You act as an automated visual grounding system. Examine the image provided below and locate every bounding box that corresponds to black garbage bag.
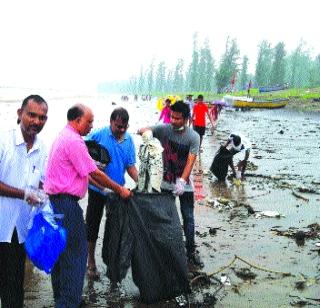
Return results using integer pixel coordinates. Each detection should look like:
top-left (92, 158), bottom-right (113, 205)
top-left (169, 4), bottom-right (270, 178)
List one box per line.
top-left (102, 192), bottom-right (190, 304)
top-left (102, 194), bottom-right (133, 283)
top-left (210, 146), bottom-right (234, 181)
top-left (85, 140), bottom-right (111, 165)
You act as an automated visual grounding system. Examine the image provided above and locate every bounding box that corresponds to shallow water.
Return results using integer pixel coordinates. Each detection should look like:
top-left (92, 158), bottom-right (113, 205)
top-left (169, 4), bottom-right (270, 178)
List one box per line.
top-left (2, 92), bottom-right (319, 307)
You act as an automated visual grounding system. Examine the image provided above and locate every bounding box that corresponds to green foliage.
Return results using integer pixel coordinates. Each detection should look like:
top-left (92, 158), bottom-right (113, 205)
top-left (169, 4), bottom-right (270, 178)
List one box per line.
top-left (163, 87), bottom-right (320, 103)
top-left (270, 42), bottom-right (286, 85)
top-left (102, 34), bottom-right (320, 96)
top-left (255, 40), bottom-right (273, 87)
top-left (238, 55), bottom-right (249, 90)
top-left (215, 38), bottom-right (240, 93)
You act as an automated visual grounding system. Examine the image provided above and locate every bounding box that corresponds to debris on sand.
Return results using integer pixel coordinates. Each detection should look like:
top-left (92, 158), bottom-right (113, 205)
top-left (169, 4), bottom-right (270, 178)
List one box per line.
top-left (292, 190), bottom-right (309, 202)
top-left (233, 267), bottom-right (257, 281)
top-left (255, 210), bottom-right (284, 219)
top-left (271, 223), bottom-right (320, 241)
top-left (294, 231), bottom-right (306, 246)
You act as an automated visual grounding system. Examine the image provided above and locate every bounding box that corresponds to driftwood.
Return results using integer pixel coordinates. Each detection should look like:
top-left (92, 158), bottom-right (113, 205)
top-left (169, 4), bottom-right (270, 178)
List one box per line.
top-left (190, 255), bottom-right (292, 286)
top-left (292, 190), bottom-right (309, 202)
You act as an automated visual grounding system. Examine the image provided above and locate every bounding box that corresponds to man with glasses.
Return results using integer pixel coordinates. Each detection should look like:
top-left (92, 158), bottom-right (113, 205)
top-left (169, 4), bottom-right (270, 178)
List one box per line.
top-left (85, 107), bottom-right (138, 279)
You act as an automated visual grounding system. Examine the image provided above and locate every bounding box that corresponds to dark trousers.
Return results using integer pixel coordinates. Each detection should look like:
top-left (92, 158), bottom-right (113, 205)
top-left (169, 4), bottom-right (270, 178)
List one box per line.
top-left (0, 229), bottom-right (26, 308)
top-left (179, 192), bottom-right (195, 256)
top-left (85, 189), bottom-right (110, 242)
top-left (49, 195), bottom-right (88, 308)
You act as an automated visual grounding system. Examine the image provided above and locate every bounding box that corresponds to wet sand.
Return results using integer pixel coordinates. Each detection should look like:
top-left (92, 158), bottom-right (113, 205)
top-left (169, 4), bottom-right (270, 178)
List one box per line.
top-left (4, 94), bottom-right (318, 307)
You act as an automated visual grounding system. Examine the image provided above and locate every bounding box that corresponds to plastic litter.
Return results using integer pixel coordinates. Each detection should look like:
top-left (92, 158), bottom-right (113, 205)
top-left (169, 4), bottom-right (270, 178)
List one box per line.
top-left (255, 210), bottom-right (284, 218)
top-left (220, 273), bottom-right (231, 286)
top-left (24, 202), bottom-right (67, 274)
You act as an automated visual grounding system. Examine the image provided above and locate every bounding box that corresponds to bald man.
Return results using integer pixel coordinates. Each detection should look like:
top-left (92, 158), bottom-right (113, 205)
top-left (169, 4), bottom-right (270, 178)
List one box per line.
top-left (44, 104), bottom-right (131, 308)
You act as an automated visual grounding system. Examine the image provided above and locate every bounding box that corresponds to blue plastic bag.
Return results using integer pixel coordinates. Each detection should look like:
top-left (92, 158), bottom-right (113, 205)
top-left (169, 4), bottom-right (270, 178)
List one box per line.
top-left (25, 209), bottom-right (67, 274)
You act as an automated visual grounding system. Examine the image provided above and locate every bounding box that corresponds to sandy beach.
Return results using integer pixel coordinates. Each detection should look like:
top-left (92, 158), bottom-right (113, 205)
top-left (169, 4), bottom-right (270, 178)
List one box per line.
top-left (1, 90), bottom-right (319, 307)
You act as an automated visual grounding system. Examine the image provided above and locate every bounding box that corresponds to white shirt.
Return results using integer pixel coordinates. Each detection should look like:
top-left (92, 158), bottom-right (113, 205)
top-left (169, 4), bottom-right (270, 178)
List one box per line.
top-left (0, 127), bottom-right (47, 243)
top-left (236, 134), bottom-right (251, 160)
top-left (184, 99), bottom-right (194, 116)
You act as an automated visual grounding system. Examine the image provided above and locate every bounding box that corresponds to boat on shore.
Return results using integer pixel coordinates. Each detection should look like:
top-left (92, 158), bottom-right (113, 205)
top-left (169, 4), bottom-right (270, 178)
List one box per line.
top-left (233, 97), bottom-right (289, 109)
top-left (259, 84), bottom-right (289, 93)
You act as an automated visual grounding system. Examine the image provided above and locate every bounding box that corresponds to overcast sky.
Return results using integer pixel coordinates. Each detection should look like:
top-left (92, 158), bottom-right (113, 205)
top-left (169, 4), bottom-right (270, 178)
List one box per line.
top-left (0, 0), bottom-right (318, 90)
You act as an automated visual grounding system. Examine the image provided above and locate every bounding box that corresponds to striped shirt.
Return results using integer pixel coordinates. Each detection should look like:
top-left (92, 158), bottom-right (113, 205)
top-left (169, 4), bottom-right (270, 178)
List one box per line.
top-left (44, 124), bottom-right (97, 198)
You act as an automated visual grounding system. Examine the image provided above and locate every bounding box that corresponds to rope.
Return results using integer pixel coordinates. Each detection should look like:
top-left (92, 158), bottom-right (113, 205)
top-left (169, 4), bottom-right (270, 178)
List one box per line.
top-left (190, 254), bottom-right (292, 285)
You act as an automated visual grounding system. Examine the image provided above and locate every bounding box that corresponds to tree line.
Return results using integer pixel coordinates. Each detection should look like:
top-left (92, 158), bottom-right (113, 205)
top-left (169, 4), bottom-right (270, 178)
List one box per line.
top-left (98, 33), bottom-right (320, 94)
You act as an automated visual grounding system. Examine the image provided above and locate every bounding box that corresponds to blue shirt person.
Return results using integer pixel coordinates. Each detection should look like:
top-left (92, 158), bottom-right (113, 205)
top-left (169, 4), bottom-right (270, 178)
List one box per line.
top-left (85, 107), bottom-right (138, 279)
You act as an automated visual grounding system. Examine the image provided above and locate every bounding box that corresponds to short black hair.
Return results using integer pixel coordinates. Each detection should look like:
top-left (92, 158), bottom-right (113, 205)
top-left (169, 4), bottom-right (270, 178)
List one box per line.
top-left (230, 134), bottom-right (241, 146)
top-left (110, 107), bottom-right (129, 123)
top-left (170, 101), bottom-right (190, 119)
top-left (20, 95), bottom-right (47, 109)
top-left (197, 94), bottom-right (204, 100)
top-left (17, 94), bottom-right (48, 124)
top-left (67, 105), bottom-right (84, 121)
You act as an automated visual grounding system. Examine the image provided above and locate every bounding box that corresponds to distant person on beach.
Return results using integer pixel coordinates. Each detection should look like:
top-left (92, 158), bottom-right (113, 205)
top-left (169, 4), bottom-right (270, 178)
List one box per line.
top-left (138, 101), bottom-right (204, 268)
top-left (210, 133), bottom-right (251, 181)
top-left (184, 94), bottom-right (194, 125)
top-left (158, 98), bottom-right (171, 124)
top-left (85, 107), bottom-right (138, 279)
top-left (44, 104), bottom-right (132, 308)
top-left (247, 80), bottom-right (252, 97)
top-left (192, 94), bottom-right (214, 149)
top-left (0, 95), bottom-right (48, 308)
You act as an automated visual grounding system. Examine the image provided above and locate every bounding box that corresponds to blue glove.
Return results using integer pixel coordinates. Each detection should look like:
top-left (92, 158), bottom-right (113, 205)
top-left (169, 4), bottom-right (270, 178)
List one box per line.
top-left (173, 178), bottom-right (187, 196)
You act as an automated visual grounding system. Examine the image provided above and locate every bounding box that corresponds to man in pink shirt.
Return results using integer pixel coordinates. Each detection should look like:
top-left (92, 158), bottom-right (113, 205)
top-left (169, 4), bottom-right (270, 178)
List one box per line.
top-left (44, 104), bottom-right (131, 308)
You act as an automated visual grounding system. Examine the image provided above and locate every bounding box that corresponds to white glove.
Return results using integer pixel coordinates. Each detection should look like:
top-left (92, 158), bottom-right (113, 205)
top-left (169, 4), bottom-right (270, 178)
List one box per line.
top-left (173, 178), bottom-right (187, 196)
top-left (102, 187), bottom-right (112, 194)
top-left (24, 187), bottom-right (48, 207)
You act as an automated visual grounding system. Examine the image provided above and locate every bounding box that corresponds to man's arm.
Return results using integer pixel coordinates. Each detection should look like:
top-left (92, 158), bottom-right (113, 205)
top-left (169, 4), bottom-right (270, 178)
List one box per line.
top-left (127, 165), bottom-right (138, 182)
top-left (206, 109), bottom-right (214, 128)
top-left (238, 149), bottom-right (250, 176)
top-left (0, 181), bottom-right (24, 200)
top-left (229, 158), bottom-right (237, 176)
top-left (180, 153), bottom-right (197, 181)
top-left (0, 181), bottom-right (44, 205)
top-left (88, 175), bottom-right (105, 190)
top-left (172, 153), bottom-right (197, 196)
top-left (90, 169), bottom-right (131, 199)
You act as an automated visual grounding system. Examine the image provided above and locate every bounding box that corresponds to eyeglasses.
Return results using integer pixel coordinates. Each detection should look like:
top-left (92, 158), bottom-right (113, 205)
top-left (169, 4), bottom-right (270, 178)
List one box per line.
top-left (115, 123), bottom-right (129, 130)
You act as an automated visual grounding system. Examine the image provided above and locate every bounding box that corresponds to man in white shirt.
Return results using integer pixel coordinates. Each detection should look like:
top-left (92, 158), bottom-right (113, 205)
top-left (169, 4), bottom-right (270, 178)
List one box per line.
top-left (210, 133), bottom-right (251, 181)
top-left (227, 134), bottom-right (251, 173)
top-left (0, 95), bottom-right (48, 308)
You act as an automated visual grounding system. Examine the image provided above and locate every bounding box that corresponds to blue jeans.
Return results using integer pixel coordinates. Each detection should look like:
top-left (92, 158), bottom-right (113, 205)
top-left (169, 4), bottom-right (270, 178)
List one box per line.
top-left (49, 195), bottom-right (88, 308)
top-left (179, 192), bottom-right (195, 256)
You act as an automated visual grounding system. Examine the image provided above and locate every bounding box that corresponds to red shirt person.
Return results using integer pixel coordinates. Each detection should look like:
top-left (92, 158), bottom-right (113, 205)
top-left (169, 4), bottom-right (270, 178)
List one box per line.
top-left (192, 95), bottom-right (214, 148)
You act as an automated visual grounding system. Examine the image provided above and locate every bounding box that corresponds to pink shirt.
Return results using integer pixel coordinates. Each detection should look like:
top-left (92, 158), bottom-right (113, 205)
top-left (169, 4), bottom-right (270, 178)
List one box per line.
top-left (159, 106), bottom-right (171, 124)
top-left (44, 124), bottom-right (97, 198)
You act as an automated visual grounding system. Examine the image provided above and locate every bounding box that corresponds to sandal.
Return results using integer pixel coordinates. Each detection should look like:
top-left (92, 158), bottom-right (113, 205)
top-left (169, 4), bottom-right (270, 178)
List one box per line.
top-left (87, 266), bottom-right (100, 279)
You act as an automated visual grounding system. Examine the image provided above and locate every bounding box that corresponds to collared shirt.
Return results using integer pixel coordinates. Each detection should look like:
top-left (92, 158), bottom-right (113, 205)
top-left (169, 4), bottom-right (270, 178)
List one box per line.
top-left (85, 126), bottom-right (136, 195)
top-left (0, 127), bottom-right (47, 243)
top-left (44, 124), bottom-right (97, 198)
